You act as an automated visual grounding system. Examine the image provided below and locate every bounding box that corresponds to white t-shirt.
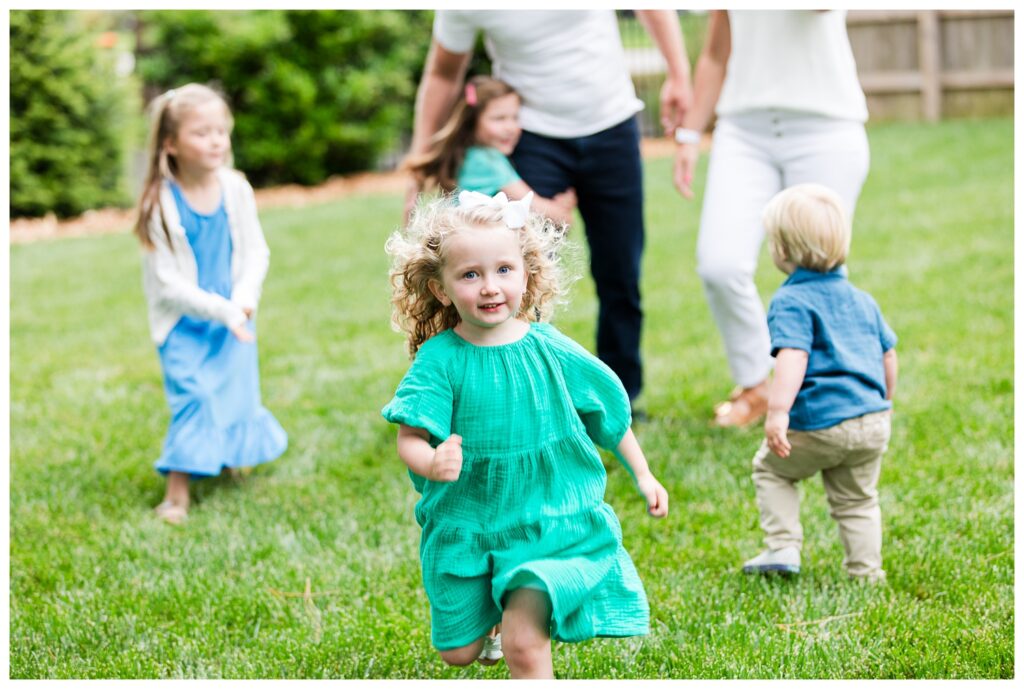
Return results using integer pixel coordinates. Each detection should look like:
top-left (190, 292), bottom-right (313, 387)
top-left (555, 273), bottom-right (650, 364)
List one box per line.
top-left (434, 10), bottom-right (644, 138)
top-left (717, 10), bottom-right (868, 122)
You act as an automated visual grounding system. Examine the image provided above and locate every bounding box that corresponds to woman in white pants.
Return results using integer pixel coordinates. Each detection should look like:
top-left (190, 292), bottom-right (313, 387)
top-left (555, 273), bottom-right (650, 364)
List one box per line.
top-left (675, 10), bottom-right (870, 427)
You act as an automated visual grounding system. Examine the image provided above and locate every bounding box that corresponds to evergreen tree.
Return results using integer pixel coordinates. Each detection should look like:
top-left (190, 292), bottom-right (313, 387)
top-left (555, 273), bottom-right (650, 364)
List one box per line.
top-left (11, 11), bottom-right (133, 217)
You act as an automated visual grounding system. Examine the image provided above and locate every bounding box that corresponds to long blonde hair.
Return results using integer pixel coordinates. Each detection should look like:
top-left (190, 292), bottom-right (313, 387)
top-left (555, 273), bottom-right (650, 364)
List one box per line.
top-left (402, 76), bottom-right (519, 193)
top-left (386, 195), bottom-right (574, 357)
top-left (133, 83), bottom-right (234, 249)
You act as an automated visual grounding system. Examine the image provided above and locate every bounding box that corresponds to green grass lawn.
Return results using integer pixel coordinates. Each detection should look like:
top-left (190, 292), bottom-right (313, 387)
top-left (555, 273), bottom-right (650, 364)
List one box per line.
top-left (9, 117), bottom-right (1013, 679)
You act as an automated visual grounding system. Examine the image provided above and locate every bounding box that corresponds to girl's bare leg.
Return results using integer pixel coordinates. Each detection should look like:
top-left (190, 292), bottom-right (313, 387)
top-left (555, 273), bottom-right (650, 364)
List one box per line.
top-left (438, 638), bottom-right (486, 667)
top-left (156, 471), bottom-right (190, 523)
top-left (501, 589), bottom-right (554, 679)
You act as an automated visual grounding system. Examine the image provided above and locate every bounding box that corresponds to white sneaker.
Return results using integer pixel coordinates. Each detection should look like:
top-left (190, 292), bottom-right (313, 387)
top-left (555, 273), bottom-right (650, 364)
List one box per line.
top-left (742, 546), bottom-right (801, 575)
top-left (478, 633), bottom-right (503, 662)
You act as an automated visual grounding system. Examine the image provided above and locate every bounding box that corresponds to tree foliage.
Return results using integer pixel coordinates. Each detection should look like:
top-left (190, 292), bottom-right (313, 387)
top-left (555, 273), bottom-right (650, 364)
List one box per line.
top-left (10, 11), bottom-right (135, 217)
top-left (135, 10), bottom-right (433, 187)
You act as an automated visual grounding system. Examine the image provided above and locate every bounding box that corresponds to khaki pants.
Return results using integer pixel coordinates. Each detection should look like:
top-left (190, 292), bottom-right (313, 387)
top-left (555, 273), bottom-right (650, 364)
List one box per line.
top-left (752, 410), bottom-right (891, 578)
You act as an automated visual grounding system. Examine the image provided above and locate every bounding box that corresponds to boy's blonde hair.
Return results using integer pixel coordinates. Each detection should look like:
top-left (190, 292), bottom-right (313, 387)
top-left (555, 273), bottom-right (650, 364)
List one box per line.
top-left (386, 195), bottom-right (573, 357)
top-left (762, 183), bottom-right (851, 273)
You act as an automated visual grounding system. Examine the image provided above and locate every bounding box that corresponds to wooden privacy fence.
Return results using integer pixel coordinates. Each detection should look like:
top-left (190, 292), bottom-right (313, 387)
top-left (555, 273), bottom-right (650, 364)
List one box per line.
top-left (847, 9), bottom-right (1014, 121)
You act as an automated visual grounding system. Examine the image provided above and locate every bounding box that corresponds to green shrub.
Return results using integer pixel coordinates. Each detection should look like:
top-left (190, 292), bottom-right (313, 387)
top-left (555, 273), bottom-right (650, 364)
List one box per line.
top-left (10, 11), bottom-right (136, 218)
top-left (134, 10), bottom-right (432, 187)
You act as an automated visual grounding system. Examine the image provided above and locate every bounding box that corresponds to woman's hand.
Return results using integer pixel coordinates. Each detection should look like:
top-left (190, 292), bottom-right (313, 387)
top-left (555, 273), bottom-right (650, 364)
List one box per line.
top-left (636, 471), bottom-right (669, 518)
top-left (674, 142), bottom-right (700, 199)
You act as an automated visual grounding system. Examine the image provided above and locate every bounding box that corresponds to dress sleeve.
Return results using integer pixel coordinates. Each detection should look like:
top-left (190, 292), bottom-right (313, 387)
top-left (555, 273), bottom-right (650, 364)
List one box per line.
top-left (544, 325), bottom-right (631, 450)
top-left (458, 148), bottom-right (521, 196)
top-left (381, 340), bottom-right (454, 445)
top-left (767, 293), bottom-right (814, 356)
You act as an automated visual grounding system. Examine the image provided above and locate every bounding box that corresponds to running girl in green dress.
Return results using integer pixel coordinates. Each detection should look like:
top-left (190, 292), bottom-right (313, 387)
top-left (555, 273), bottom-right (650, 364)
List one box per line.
top-left (382, 191), bottom-right (668, 679)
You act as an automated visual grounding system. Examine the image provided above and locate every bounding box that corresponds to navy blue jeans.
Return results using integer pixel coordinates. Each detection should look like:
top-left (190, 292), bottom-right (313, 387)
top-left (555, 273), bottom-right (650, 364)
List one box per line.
top-left (511, 116), bottom-right (645, 401)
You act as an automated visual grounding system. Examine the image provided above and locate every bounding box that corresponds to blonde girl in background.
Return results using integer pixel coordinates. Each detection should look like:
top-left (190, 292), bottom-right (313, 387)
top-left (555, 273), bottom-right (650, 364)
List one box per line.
top-left (403, 75), bottom-right (577, 224)
top-left (382, 191), bottom-right (667, 678)
top-left (135, 84), bottom-right (287, 525)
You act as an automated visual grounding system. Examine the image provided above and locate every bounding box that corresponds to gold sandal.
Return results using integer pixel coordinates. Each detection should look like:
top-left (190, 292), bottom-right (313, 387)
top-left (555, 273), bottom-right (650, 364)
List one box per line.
top-left (154, 500), bottom-right (188, 525)
top-left (712, 385), bottom-right (768, 428)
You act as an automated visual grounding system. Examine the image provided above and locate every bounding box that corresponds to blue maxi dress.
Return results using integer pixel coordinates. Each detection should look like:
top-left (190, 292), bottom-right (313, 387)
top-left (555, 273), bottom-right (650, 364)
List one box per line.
top-left (154, 182), bottom-right (287, 476)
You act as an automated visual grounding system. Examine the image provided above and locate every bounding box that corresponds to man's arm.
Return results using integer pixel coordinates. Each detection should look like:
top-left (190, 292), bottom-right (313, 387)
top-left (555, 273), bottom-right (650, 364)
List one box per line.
top-left (634, 10), bottom-right (693, 134)
top-left (409, 39), bottom-right (472, 157)
top-left (404, 39), bottom-right (472, 217)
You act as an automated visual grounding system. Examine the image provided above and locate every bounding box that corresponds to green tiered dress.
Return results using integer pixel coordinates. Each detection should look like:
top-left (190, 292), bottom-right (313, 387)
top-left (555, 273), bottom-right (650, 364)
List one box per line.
top-left (382, 322), bottom-right (649, 651)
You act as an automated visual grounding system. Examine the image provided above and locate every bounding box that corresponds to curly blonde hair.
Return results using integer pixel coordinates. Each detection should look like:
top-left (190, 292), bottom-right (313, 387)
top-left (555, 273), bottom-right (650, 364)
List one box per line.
top-left (386, 194), bottom-right (574, 357)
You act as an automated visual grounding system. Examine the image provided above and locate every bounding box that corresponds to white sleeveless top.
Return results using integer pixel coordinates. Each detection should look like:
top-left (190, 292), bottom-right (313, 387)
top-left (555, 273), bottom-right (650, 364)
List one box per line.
top-left (717, 10), bottom-right (868, 122)
top-left (434, 10), bottom-right (643, 138)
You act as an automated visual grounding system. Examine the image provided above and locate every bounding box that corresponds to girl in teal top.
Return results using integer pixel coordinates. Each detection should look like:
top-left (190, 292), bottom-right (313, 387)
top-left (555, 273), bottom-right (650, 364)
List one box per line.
top-left (403, 75), bottom-right (577, 225)
top-left (382, 191), bottom-right (668, 679)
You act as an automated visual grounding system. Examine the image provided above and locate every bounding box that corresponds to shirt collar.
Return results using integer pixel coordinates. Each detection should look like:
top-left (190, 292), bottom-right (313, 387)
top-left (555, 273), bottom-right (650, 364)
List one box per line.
top-left (784, 266), bottom-right (847, 286)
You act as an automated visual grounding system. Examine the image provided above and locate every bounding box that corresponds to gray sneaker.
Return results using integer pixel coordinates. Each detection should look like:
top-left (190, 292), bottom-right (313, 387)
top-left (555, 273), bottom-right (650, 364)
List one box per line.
top-left (742, 546), bottom-right (801, 575)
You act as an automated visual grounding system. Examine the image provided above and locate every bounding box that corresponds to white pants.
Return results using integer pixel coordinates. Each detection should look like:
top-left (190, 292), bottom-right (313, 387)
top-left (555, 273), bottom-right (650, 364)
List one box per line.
top-left (697, 110), bottom-right (870, 387)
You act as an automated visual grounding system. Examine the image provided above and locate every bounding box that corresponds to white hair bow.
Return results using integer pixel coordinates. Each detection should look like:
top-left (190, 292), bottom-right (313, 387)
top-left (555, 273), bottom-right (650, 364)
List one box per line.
top-left (457, 190), bottom-right (534, 229)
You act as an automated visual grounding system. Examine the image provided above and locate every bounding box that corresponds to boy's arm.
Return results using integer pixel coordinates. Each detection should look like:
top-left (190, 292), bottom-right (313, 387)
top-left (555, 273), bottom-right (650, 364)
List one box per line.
top-left (616, 428), bottom-right (668, 517)
top-left (765, 348), bottom-right (809, 458)
top-left (397, 424), bottom-right (463, 483)
top-left (883, 348), bottom-right (898, 401)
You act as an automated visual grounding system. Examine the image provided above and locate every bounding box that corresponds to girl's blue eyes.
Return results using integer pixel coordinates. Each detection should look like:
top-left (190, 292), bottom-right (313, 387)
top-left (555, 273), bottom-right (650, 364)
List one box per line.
top-left (462, 266), bottom-right (512, 279)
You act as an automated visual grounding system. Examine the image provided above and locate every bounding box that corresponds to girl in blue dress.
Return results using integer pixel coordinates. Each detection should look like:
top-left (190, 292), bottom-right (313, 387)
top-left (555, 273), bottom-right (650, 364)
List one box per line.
top-left (403, 75), bottom-right (577, 224)
top-left (135, 84), bottom-right (287, 524)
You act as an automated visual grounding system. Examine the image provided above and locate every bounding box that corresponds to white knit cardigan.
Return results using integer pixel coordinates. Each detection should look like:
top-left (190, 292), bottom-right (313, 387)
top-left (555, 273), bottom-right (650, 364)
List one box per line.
top-left (140, 168), bottom-right (270, 345)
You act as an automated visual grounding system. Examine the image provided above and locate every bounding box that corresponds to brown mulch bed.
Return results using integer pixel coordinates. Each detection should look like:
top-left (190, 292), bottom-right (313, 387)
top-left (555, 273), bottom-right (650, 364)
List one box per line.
top-left (9, 138), bottom-right (683, 244)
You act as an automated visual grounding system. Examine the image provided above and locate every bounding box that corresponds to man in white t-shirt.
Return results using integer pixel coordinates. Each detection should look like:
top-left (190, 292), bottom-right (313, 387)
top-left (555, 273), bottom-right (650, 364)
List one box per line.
top-left (406, 10), bottom-right (692, 410)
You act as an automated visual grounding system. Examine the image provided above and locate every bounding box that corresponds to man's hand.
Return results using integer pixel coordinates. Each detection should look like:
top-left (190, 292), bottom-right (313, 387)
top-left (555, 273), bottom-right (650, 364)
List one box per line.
top-left (660, 75), bottom-right (693, 135)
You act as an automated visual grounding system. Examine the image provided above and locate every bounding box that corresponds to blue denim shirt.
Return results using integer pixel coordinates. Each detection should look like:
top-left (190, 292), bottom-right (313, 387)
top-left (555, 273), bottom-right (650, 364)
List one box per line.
top-left (768, 267), bottom-right (897, 431)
